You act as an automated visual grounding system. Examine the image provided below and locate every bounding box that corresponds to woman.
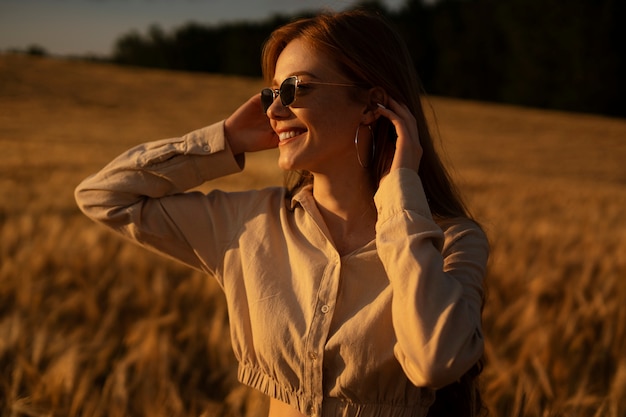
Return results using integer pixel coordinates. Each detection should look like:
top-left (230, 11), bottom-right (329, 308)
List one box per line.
top-left (75, 10), bottom-right (489, 417)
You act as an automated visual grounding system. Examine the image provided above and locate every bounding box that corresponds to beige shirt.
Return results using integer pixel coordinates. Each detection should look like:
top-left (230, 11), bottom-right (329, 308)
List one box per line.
top-left (75, 121), bottom-right (488, 417)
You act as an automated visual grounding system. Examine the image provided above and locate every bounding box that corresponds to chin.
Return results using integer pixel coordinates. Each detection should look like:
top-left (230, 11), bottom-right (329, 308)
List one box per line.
top-left (277, 150), bottom-right (304, 172)
top-left (277, 157), bottom-right (296, 172)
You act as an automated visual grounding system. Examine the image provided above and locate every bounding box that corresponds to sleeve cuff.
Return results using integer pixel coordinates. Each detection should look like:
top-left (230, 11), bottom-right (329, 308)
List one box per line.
top-left (184, 121), bottom-right (246, 182)
top-left (374, 168), bottom-right (432, 222)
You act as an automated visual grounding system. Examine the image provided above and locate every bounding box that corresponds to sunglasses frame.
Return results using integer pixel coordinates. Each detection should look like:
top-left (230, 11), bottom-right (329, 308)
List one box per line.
top-left (261, 76), bottom-right (360, 113)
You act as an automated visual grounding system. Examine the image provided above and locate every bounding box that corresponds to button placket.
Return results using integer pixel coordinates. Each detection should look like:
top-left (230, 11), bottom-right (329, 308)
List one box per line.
top-left (307, 403), bottom-right (320, 417)
top-left (304, 255), bottom-right (341, 416)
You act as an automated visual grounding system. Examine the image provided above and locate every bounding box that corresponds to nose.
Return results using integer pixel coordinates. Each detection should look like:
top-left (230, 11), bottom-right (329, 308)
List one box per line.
top-left (266, 96), bottom-right (291, 119)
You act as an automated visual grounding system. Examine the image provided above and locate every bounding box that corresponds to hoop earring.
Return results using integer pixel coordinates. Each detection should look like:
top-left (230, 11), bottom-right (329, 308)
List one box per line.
top-left (354, 124), bottom-right (376, 169)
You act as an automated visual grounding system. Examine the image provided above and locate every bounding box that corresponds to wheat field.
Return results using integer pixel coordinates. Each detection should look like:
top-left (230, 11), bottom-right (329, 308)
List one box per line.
top-left (1, 54), bottom-right (625, 417)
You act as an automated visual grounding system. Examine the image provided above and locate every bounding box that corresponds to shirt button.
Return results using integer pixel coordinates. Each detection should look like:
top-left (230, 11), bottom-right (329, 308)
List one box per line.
top-left (320, 304), bottom-right (330, 314)
top-left (308, 352), bottom-right (318, 361)
top-left (203, 145), bottom-right (211, 152)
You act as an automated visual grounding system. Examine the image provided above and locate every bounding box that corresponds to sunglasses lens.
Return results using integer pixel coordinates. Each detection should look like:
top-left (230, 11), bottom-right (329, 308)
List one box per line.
top-left (260, 88), bottom-right (275, 113)
top-left (260, 77), bottom-right (298, 113)
top-left (279, 77), bottom-right (297, 107)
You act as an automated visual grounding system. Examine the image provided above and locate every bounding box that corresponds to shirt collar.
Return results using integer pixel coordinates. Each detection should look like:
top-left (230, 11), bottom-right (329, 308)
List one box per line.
top-left (290, 184), bottom-right (314, 210)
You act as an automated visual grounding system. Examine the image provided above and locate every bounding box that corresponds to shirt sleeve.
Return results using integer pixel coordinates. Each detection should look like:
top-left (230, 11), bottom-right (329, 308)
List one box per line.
top-left (74, 121), bottom-right (245, 273)
top-left (373, 168), bottom-right (488, 389)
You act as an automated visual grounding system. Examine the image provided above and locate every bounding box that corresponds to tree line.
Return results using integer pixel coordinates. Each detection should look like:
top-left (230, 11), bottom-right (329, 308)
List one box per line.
top-left (112, 0), bottom-right (626, 118)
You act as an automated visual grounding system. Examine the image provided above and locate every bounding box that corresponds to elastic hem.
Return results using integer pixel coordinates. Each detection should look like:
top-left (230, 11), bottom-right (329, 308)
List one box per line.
top-left (322, 397), bottom-right (432, 417)
top-left (238, 364), bottom-right (310, 414)
top-left (238, 364), bottom-right (434, 417)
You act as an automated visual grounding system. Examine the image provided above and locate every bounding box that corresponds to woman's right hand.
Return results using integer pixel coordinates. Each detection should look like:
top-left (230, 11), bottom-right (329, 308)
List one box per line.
top-left (224, 94), bottom-right (279, 155)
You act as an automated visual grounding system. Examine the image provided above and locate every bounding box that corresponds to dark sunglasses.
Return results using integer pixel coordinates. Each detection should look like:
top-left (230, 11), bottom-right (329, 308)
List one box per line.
top-left (260, 75), bottom-right (360, 113)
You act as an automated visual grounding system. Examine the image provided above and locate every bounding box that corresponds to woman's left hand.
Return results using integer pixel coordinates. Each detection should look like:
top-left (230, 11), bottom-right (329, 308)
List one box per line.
top-left (376, 97), bottom-right (423, 173)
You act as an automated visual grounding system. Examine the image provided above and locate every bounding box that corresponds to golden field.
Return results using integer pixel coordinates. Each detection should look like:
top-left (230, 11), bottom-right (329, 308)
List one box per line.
top-left (1, 54), bottom-right (625, 416)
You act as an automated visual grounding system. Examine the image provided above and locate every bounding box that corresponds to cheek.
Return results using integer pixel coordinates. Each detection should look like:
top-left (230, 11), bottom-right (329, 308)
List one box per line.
top-left (308, 115), bottom-right (355, 144)
top-left (297, 95), bottom-right (363, 140)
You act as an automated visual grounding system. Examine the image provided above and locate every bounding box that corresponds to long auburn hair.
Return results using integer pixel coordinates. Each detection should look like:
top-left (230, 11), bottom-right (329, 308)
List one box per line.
top-left (262, 9), bottom-right (469, 219)
top-left (261, 10), bottom-right (486, 416)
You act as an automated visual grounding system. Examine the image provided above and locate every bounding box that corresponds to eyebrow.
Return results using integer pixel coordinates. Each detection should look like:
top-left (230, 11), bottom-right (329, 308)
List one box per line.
top-left (271, 71), bottom-right (319, 86)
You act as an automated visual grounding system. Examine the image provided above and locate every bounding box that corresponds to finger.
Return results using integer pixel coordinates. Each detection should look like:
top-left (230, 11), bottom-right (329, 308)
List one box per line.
top-left (376, 98), bottom-right (411, 121)
top-left (375, 102), bottom-right (401, 122)
top-left (385, 97), bottom-right (412, 117)
top-left (376, 102), bottom-right (409, 135)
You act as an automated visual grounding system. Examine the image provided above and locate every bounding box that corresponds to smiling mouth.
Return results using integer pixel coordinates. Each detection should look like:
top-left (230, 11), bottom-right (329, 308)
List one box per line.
top-left (278, 130), bottom-right (306, 142)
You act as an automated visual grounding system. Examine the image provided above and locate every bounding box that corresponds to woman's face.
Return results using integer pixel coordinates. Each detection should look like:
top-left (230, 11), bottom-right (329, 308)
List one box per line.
top-left (266, 38), bottom-right (367, 174)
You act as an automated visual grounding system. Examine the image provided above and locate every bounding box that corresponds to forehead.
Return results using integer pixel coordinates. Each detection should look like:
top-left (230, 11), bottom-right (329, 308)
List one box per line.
top-left (273, 38), bottom-right (344, 84)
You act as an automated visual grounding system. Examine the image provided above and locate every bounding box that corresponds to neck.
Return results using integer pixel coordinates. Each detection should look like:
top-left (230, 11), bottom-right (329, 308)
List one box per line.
top-left (313, 173), bottom-right (374, 213)
top-left (311, 171), bottom-right (377, 255)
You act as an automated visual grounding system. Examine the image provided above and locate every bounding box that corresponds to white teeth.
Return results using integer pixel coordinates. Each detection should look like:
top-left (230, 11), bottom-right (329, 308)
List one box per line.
top-left (278, 131), bottom-right (303, 141)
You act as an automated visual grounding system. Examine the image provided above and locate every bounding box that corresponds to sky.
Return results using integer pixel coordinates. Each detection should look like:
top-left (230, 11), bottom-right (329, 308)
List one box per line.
top-left (0, 0), bottom-right (406, 57)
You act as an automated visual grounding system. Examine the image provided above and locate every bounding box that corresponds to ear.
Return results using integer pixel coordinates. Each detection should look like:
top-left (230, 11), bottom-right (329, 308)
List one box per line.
top-left (361, 87), bottom-right (388, 125)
